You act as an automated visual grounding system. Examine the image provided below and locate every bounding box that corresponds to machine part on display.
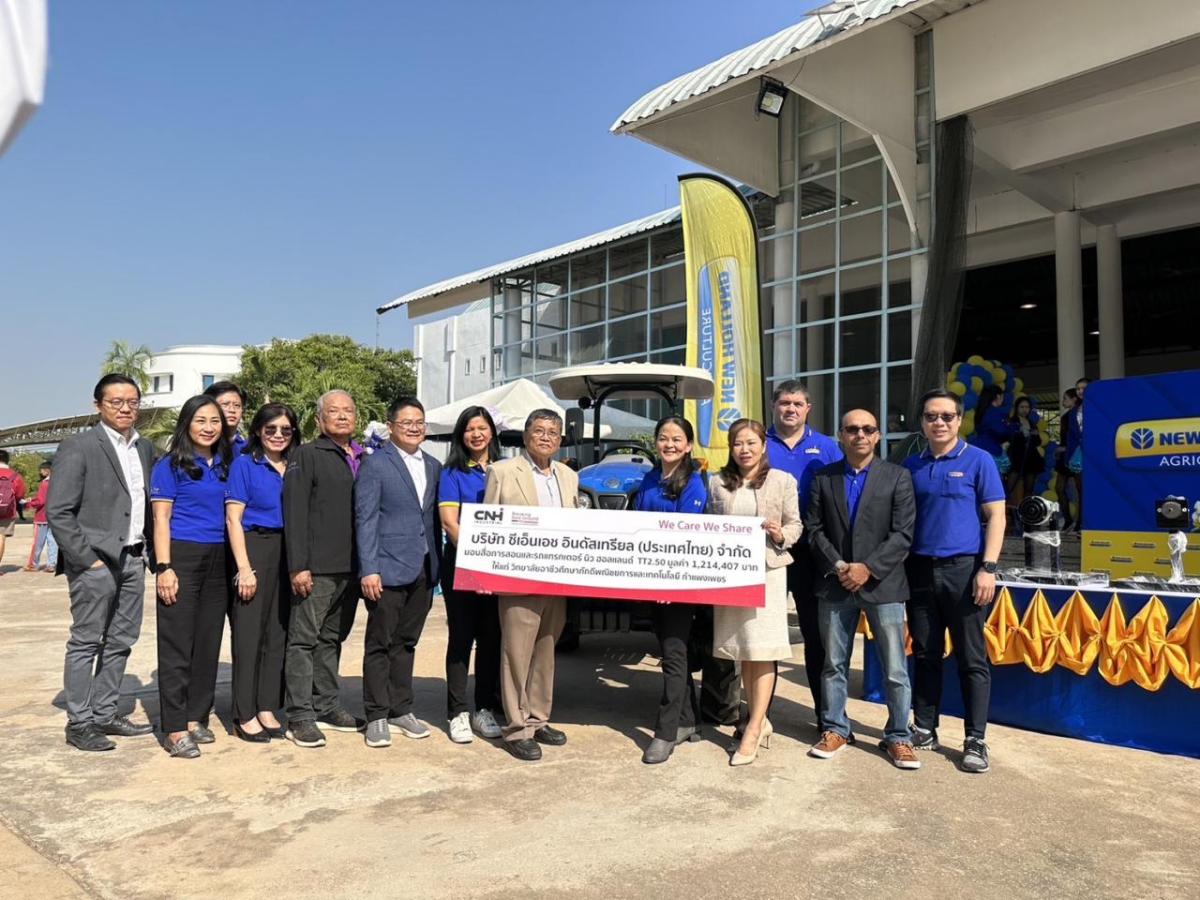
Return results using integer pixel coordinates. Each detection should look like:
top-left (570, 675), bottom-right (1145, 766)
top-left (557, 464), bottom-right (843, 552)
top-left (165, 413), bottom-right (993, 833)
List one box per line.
top-left (1001, 568), bottom-right (1110, 588)
top-left (1019, 495), bottom-right (1062, 571)
top-left (1167, 531), bottom-right (1190, 584)
top-left (1156, 496), bottom-right (1190, 530)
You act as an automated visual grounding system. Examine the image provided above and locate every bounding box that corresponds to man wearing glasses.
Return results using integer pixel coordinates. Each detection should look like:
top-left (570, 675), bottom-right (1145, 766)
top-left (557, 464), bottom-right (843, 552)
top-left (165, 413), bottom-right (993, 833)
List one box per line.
top-left (765, 380), bottom-right (842, 730)
top-left (482, 409), bottom-right (580, 762)
top-left (902, 389), bottom-right (1006, 774)
top-left (355, 398), bottom-right (442, 749)
top-left (203, 381), bottom-right (248, 453)
top-left (804, 410), bottom-right (917, 769)
top-left (47, 374), bottom-right (156, 751)
top-left (282, 389), bottom-right (366, 747)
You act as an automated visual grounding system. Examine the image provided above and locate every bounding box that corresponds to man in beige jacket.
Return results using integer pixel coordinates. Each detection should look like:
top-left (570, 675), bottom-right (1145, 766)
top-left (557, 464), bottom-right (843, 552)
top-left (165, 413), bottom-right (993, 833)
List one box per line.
top-left (482, 409), bottom-right (579, 762)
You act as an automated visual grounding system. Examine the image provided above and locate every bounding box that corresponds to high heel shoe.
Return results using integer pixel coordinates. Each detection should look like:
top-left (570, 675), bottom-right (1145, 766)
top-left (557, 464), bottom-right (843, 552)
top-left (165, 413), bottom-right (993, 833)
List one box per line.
top-left (730, 719), bottom-right (772, 766)
top-left (234, 721), bottom-right (270, 744)
top-left (728, 717), bottom-right (772, 752)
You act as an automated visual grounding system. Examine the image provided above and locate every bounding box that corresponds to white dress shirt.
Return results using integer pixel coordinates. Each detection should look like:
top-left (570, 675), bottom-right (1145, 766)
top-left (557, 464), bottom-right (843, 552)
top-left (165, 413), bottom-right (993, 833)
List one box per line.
top-left (102, 422), bottom-right (146, 545)
top-left (526, 454), bottom-right (562, 508)
top-left (398, 445), bottom-right (427, 504)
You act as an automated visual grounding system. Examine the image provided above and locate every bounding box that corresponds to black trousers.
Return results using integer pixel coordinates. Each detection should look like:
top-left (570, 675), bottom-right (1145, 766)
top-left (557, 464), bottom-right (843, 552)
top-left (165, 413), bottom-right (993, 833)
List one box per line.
top-left (693, 605), bottom-right (739, 724)
top-left (786, 549), bottom-right (824, 726)
top-left (653, 603), bottom-right (702, 740)
top-left (362, 570), bottom-right (432, 722)
top-left (442, 548), bottom-right (501, 717)
top-left (157, 540), bottom-right (227, 733)
top-left (230, 530), bottom-right (289, 721)
top-left (905, 554), bottom-right (992, 740)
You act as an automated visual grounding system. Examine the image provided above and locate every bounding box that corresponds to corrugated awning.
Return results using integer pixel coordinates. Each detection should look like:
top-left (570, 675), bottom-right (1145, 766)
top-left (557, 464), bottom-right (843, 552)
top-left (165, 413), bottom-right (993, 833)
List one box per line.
top-left (611, 0), bottom-right (922, 133)
top-left (377, 205), bottom-right (681, 315)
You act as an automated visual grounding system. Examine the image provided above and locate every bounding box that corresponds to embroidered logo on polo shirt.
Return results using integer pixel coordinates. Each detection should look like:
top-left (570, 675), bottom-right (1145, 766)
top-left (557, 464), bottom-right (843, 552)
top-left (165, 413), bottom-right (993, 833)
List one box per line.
top-left (949, 471), bottom-right (965, 477)
top-left (804, 448), bottom-right (821, 454)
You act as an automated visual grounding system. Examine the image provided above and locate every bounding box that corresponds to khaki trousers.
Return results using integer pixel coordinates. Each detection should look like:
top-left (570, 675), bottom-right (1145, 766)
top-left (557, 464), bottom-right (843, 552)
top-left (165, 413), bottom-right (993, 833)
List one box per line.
top-left (498, 595), bottom-right (565, 741)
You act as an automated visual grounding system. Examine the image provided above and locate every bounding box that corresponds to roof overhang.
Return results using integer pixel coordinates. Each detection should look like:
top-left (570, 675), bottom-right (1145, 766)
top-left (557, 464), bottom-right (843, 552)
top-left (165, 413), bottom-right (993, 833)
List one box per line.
top-left (0, 0), bottom-right (47, 157)
top-left (611, 0), bottom-right (976, 233)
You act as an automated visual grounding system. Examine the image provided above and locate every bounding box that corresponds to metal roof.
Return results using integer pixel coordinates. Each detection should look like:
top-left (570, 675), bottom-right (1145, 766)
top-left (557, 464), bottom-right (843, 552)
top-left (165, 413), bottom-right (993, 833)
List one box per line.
top-left (377, 205), bottom-right (682, 315)
top-left (611, 0), bottom-right (925, 133)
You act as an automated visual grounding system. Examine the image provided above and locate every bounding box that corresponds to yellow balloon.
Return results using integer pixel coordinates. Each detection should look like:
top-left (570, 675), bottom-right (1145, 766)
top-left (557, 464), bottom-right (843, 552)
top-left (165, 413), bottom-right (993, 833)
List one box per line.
top-left (967, 354), bottom-right (985, 366)
top-left (1042, 489), bottom-right (1058, 502)
top-left (949, 381), bottom-right (967, 397)
top-left (1014, 378), bottom-right (1024, 393)
top-left (960, 419), bottom-right (975, 437)
top-left (970, 376), bottom-right (984, 394)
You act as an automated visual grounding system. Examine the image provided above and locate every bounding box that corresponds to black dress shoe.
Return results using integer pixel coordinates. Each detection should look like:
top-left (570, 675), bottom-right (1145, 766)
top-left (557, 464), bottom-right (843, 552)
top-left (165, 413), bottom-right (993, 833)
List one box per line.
top-left (234, 722), bottom-right (270, 743)
top-left (97, 715), bottom-right (154, 737)
top-left (65, 723), bottom-right (115, 752)
top-left (532, 725), bottom-right (566, 746)
top-left (261, 724), bottom-right (287, 740)
top-left (642, 738), bottom-right (674, 765)
top-left (189, 723), bottom-right (216, 744)
top-left (503, 738), bottom-right (542, 761)
top-left (675, 724), bottom-right (702, 745)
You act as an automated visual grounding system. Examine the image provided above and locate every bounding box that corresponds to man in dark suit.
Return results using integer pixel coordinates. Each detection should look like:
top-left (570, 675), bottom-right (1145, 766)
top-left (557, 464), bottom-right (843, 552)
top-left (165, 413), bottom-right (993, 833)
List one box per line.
top-left (47, 374), bottom-right (156, 751)
top-left (803, 409), bottom-right (918, 769)
top-left (355, 397), bottom-right (442, 749)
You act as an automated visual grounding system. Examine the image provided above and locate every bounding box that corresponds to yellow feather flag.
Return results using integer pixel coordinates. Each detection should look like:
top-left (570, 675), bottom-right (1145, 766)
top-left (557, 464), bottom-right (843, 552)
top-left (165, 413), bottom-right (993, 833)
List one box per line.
top-left (679, 175), bottom-right (764, 468)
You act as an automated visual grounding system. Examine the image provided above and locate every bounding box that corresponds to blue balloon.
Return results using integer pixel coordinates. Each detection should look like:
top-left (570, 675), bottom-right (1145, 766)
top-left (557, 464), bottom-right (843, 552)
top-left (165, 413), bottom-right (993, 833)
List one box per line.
top-left (963, 393), bottom-right (978, 411)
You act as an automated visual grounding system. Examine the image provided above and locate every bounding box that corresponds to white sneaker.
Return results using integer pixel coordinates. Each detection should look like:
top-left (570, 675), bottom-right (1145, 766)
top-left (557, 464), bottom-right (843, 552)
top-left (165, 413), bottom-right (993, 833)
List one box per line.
top-left (448, 711), bottom-right (474, 744)
top-left (471, 708), bottom-right (502, 739)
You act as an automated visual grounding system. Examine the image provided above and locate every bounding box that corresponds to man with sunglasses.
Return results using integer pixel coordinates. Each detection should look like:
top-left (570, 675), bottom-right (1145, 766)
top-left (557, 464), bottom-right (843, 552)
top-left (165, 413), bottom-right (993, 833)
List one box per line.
top-left (902, 389), bottom-right (1006, 773)
top-left (804, 410), bottom-right (917, 768)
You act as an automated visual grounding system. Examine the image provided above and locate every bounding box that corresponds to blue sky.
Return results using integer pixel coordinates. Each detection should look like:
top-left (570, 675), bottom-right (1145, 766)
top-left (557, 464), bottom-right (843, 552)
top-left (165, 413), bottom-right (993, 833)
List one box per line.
top-left (1, 1), bottom-right (804, 426)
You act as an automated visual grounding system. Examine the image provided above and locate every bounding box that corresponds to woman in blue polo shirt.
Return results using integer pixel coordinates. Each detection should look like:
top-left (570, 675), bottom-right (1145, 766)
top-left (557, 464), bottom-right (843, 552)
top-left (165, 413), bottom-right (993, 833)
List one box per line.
top-left (437, 406), bottom-right (503, 745)
top-left (636, 415), bottom-right (708, 765)
top-left (224, 403), bottom-right (300, 743)
top-left (151, 395), bottom-right (234, 759)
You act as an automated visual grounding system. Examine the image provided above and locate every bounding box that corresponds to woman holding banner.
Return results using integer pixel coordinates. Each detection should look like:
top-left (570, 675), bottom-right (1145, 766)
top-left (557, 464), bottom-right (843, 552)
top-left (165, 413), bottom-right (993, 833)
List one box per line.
top-left (635, 415), bottom-right (709, 765)
top-left (708, 419), bottom-right (801, 767)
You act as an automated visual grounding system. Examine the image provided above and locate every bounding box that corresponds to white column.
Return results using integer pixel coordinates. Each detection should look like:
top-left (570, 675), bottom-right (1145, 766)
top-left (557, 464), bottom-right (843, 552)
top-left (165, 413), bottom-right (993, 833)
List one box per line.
top-left (1096, 224), bottom-right (1125, 380)
top-left (1054, 212), bottom-right (1085, 397)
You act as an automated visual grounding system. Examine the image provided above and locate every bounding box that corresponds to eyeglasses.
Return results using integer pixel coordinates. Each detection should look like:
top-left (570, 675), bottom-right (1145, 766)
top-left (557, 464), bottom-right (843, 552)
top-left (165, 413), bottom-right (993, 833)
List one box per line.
top-left (529, 428), bottom-right (561, 439)
top-left (841, 425), bottom-right (879, 436)
top-left (263, 426), bottom-right (294, 437)
top-left (101, 399), bottom-right (140, 411)
top-left (393, 420), bottom-right (426, 431)
top-left (923, 412), bottom-right (959, 424)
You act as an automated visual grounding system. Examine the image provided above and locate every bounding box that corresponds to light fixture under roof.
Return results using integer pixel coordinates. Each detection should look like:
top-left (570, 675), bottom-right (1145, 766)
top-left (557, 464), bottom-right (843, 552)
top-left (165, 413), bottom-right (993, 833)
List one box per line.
top-left (756, 77), bottom-right (788, 118)
top-left (1020, 303), bottom-right (1037, 310)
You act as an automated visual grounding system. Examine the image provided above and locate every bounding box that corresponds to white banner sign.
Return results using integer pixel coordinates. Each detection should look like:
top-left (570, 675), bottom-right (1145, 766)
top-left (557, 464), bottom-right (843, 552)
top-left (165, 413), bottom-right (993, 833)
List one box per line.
top-left (453, 503), bottom-right (765, 607)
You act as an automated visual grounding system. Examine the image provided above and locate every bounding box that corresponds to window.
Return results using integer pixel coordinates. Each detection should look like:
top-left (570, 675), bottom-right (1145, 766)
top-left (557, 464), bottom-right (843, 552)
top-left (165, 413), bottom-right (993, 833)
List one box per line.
top-left (151, 374), bottom-right (173, 394)
top-left (480, 355), bottom-right (486, 374)
top-left (465, 358), bottom-right (471, 375)
top-left (201, 375), bottom-right (215, 390)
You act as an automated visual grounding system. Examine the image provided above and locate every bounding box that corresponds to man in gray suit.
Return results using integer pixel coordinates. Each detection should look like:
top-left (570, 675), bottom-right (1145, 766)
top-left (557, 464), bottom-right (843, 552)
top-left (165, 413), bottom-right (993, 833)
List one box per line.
top-left (48, 374), bottom-right (156, 751)
top-left (803, 409), bottom-right (918, 769)
top-left (355, 397), bottom-right (442, 749)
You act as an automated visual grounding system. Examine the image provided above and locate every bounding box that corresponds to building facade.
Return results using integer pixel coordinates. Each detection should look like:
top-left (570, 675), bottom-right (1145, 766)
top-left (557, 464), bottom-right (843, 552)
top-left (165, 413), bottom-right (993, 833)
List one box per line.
top-left (141, 345), bottom-right (245, 410)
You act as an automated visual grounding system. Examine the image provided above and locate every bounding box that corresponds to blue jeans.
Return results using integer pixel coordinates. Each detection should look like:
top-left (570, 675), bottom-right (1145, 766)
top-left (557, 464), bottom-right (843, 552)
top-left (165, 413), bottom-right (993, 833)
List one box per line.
top-left (31, 523), bottom-right (58, 569)
top-left (818, 596), bottom-right (911, 744)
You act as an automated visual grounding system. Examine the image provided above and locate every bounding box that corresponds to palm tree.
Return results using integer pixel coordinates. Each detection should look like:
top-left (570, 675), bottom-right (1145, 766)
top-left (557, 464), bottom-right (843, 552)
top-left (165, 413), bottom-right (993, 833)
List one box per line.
top-left (138, 407), bottom-right (178, 452)
top-left (101, 340), bottom-right (154, 393)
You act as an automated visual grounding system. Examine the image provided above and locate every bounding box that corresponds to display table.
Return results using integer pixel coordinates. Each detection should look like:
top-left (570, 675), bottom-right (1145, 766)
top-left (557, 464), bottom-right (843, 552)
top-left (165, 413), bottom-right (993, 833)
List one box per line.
top-left (861, 582), bottom-right (1200, 758)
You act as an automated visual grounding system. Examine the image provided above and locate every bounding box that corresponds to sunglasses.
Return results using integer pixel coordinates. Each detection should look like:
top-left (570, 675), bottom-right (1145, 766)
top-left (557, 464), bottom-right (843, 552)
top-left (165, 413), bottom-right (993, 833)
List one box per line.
top-left (922, 412), bottom-right (959, 424)
top-left (263, 426), bottom-right (294, 437)
top-left (841, 425), bottom-right (879, 436)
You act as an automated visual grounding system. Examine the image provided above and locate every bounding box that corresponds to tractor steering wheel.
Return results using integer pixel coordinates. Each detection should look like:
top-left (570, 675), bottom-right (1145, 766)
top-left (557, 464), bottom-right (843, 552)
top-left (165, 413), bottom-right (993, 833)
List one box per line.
top-left (600, 443), bottom-right (655, 462)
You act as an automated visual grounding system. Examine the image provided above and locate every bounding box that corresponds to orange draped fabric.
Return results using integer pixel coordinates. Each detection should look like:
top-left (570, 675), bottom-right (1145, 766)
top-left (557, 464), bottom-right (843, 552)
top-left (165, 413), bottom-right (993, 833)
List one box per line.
top-left (855, 589), bottom-right (1200, 692)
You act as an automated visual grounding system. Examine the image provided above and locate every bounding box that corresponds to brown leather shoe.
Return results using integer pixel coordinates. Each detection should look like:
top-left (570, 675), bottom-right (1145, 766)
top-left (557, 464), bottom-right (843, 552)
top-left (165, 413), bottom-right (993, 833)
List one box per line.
top-left (884, 740), bottom-right (922, 770)
top-left (808, 730), bottom-right (850, 759)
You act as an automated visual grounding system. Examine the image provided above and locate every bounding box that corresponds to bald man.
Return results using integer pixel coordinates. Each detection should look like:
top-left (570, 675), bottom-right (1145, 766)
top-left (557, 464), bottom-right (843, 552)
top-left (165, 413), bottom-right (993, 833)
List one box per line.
top-left (803, 409), bottom-right (918, 769)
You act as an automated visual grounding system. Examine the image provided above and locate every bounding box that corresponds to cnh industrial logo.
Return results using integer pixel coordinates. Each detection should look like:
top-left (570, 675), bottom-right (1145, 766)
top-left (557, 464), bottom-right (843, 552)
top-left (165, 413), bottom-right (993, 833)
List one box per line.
top-left (1115, 418), bottom-right (1200, 468)
top-left (473, 508), bottom-right (503, 522)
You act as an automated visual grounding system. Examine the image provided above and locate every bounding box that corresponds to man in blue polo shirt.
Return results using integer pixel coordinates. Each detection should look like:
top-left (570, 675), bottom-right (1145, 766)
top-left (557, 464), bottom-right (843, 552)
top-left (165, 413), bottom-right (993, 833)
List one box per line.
top-left (765, 379), bottom-right (842, 729)
top-left (903, 388), bottom-right (1006, 774)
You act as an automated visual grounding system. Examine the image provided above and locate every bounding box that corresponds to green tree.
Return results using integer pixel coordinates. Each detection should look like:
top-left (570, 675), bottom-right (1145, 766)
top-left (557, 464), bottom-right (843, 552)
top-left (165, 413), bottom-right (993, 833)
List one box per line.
top-left (9, 452), bottom-right (49, 492)
top-left (138, 407), bottom-right (179, 451)
top-left (238, 335), bottom-right (416, 440)
top-left (101, 340), bottom-right (154, 393)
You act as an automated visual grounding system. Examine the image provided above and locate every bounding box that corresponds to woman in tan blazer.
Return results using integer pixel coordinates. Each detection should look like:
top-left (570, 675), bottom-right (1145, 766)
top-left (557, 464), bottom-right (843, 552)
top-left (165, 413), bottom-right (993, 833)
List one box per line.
top-left (708, 419), bottom-right (802, 766)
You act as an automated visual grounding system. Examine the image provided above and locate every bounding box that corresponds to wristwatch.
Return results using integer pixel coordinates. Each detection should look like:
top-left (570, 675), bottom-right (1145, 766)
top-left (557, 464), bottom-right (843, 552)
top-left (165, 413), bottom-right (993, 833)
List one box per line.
top-left (155, 562), bottom-right (173, 575)
top-left (980, 561), bottom-right (999, 574)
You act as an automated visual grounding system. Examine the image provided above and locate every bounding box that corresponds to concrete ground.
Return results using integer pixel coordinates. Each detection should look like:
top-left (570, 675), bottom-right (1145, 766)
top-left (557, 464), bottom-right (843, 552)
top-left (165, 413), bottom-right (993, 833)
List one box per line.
top-left (0, 523), bottom-right (1196, 900)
